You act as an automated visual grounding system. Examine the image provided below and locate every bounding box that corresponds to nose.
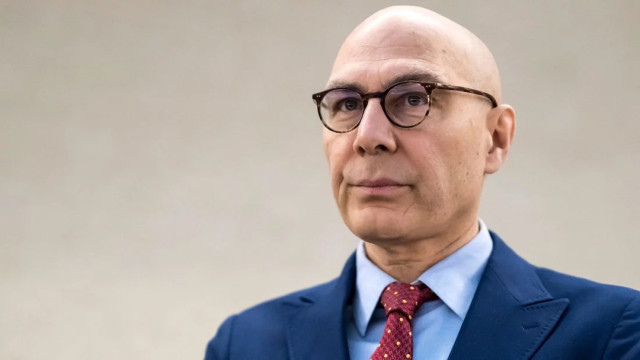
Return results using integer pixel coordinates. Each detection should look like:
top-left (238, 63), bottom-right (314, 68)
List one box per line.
top-left (352, 99), bottom-right (398, 155)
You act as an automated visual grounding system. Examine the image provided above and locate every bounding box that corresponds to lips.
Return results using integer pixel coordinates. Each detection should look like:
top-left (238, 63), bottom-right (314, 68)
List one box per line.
top-left (350, 179), bottom-right (408, 197)
top-left (354, 178), bottom-right (403, 187)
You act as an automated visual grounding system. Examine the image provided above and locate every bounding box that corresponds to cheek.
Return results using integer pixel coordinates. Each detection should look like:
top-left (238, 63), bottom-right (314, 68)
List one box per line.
top-left (413, 127), bottom-right (485, 199)
top-left (440, 127), bottom-right (487, 198)
top-left (323, 133), bottom-right (350, 201)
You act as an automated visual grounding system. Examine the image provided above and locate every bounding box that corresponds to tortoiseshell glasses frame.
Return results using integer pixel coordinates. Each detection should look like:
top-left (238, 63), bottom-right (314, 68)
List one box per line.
top-left (311, 81), bottom-right (498, 133)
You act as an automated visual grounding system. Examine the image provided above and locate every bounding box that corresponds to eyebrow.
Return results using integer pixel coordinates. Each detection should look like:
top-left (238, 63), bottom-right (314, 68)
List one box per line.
top-left (382, 71), bottom-right (445, 89)
top-left (326, 70), bottom-right (445, 92)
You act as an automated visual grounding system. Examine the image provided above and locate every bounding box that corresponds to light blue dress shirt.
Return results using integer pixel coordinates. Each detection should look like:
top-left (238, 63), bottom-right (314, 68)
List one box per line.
top-left (346, 220), bottom-right (493, 360)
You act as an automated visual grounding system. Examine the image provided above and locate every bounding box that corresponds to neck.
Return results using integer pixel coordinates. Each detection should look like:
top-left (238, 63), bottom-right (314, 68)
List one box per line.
top-left (364, 219), bottom-right (479, 283)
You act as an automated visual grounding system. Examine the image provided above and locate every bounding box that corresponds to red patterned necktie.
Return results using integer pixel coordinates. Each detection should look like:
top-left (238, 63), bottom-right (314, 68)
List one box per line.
top-left (370, 282), bottom-right (438, 360)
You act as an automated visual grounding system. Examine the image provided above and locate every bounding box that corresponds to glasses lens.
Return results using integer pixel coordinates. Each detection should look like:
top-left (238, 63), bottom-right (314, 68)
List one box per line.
top-left (384, 83), bottom-right (430, 127)
top-left (319, 89), bottom-right (363, 132)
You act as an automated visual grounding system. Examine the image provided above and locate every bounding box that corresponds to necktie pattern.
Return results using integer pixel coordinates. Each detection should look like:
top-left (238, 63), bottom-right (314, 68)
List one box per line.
top-left (370, 282), bottom-right (438, 360)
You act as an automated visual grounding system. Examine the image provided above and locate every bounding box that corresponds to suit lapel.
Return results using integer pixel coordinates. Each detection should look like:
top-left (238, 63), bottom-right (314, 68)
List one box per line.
top-left (285, 254), bottom-right (356, 360)
top-left (449, 233), bottom-right (569, 360)
top-left (283, 233), bottom-right (569, 359)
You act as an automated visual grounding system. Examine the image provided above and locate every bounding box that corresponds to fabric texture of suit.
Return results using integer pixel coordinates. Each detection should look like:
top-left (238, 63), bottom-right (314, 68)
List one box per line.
top-left (205, 232), bottom-right (640, 359)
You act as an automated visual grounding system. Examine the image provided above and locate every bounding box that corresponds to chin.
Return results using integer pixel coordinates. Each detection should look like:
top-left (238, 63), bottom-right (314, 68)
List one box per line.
top-left (343, 208), bottom-right (408, 243)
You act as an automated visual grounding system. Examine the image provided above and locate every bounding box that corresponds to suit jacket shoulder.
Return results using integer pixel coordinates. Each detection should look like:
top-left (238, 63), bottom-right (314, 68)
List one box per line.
top-left (448, 232), bottom-right (640, 359)
top-left (205, 256), bottom-right (356, 360)
top-left (532, 265), bottom-right (640, 358)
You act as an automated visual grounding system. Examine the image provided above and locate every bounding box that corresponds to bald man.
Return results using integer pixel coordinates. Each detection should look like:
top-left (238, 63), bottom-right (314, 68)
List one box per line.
top-left (205, 6), bottom-right (640, 360)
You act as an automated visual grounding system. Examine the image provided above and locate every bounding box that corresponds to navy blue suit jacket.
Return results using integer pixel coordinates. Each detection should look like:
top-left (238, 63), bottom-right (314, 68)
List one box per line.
top-left (206, 232), bottom-right (640, 359)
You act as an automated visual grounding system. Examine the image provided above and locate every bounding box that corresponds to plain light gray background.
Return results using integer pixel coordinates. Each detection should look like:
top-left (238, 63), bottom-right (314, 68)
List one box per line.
top-left (1, 1), bottom-right (639, 359)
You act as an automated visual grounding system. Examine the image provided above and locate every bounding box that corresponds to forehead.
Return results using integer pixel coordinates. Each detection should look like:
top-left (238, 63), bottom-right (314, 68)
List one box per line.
top-left (328, 19), bottom-right (467, 91)
top-left (328, 59), bottom-right (446, 92)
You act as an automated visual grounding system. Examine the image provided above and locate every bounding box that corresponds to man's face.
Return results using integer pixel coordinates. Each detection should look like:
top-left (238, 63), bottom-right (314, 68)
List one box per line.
top-left (323, 18), bottom-right (495, 246)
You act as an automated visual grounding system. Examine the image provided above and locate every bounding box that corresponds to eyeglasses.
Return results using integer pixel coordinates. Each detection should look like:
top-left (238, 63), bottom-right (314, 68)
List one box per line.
top-left (311, 81), bottom-right (498, 133)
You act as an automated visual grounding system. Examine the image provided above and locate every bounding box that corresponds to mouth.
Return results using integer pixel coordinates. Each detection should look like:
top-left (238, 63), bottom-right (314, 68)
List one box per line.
top-left (351, 178), bottom-right (408, 196)
top-left (354, 179), bottom-right (403, 187)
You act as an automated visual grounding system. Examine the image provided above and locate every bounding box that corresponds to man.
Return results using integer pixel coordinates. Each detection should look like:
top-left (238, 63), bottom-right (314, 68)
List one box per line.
top-left (206, 6), bottom-right (640, 359)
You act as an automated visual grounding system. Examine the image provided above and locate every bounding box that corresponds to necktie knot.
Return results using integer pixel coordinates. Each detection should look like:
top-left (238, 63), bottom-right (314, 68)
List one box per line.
top-left (370, 282), bottom-right (438, 360)
top-left (380, 282), bottom-right (437, 318)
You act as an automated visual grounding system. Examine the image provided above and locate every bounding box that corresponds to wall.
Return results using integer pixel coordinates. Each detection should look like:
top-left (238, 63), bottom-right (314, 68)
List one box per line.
top-left (1, 1), bottom-right (639, 358)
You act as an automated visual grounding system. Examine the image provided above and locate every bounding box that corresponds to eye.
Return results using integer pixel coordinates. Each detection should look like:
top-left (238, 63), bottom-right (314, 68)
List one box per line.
top-left (405, 93), bottom-right (428, 106)
top-left (339, 98), bottom-right (361, 111)
top-left (320, 89), bottom-right (363, 123)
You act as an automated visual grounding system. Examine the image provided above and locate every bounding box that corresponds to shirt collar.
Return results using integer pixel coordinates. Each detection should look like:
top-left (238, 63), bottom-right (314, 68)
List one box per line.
top-left (353, 220), bottom-right (493, 336)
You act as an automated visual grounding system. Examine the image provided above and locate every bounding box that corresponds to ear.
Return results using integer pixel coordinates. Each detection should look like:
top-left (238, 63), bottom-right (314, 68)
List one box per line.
top-left (484, 104), bottom-right (515, 174)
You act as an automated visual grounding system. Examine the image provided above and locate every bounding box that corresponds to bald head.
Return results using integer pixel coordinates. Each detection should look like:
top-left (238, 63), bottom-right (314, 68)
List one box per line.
top-left (331, 6), bottom-right (502, 101)
top-left (321, 6), bottom-right (515, 276)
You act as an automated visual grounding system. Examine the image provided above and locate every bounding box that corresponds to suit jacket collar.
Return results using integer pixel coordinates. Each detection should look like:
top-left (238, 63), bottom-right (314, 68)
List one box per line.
top-left (284, 232), bottom-right (569, 360)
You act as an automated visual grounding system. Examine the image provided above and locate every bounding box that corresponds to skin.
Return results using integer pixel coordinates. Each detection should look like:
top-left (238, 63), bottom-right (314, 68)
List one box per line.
top-left (322, 6), bottom-right (516, 283)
